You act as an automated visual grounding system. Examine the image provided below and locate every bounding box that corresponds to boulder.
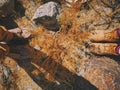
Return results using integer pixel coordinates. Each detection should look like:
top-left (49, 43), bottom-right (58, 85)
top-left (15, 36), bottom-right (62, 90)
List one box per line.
top-left (75, 57), bottom-right (120, 90)
top-left (0, 57), bottom-right (42, 90)
top-left (32, 1), bottom-right (61, 31)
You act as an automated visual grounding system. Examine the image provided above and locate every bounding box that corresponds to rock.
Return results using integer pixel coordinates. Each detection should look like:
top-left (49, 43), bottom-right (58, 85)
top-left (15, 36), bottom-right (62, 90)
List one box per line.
top-left (0, 0), bottom-right (14, 16)
top-left (0, 63), bottom-right (12, 86)
top-left (32, 1), bottom-right (61, 31)
top-left (76, 57), bottom-right (120, 90)
top-left (0, 57), bottom-right (43, 90)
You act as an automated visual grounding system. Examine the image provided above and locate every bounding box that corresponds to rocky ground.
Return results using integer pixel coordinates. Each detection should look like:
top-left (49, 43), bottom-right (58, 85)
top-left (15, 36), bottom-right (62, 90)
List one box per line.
top-left (0, 0), bottom-right (120, 90)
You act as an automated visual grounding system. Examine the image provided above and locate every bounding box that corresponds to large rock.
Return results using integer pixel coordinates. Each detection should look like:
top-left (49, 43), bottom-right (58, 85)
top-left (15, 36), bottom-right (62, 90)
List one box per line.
top-left (0, 0), bottom-right (14, 16)
top-left (75, 57), bottom-right (120, 90)
top-left (32, 1), bottom-right (61, 31)
top-left (0, 57), bottom-right (42, 90)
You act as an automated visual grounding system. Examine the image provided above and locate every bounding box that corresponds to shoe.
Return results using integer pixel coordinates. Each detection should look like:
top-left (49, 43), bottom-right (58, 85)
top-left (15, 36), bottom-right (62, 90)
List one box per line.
top-left (115, 45), bottom-right (120, 55)
top-left (117, 28), bottom-right (120, 37)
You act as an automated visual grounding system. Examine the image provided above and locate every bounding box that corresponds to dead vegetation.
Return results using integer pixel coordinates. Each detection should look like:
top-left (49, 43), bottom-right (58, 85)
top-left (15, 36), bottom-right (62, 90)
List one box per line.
top-left (13, 0), bottom-right (120, 85)
top-left (29, 1), bottom-right (90, 82)
top-left (1, 0), bottom-right (120, 90)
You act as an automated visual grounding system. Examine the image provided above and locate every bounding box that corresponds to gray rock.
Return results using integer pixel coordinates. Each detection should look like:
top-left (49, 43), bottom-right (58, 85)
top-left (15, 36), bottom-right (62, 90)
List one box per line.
top-left (0, 0), bottom-right (14, 16)
top-left (32, 1), bottom-right (61, 31)
top-left (0, 63), bottom-right (12, 85)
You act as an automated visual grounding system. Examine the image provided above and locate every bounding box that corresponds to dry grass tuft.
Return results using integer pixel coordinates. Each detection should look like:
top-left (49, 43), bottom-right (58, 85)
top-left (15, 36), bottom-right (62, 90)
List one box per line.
top-left (29, 0), bottom-right (90, 83)
top-left (15, 0), bottom-right (90, 85)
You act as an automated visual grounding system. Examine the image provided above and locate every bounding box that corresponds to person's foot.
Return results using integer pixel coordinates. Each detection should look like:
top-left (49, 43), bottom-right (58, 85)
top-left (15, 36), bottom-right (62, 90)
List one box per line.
top-left (89, 43), bottom-right (118, 55)
top-left (89, 29), bottom-right (120, 42)
top-left (21, 28), bottom-right (31, 39)
top-left (9, 28), bottom-right (31, 39)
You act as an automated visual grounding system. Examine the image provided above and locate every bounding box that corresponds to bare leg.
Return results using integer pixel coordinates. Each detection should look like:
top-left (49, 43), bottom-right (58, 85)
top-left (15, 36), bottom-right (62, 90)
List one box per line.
top-left (89, 28), bottom-right (120, 42)
top-left (89, 43), bottom-right (118, 55)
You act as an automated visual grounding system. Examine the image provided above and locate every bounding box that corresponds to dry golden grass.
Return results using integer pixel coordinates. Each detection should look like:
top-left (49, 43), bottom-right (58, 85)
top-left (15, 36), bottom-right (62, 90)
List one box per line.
top-left (3, 0), bottom-right (120, 89)
top-left (15, 0), bottom-right (90, 83)
top-left (29, 1), bottom-right (89, 82)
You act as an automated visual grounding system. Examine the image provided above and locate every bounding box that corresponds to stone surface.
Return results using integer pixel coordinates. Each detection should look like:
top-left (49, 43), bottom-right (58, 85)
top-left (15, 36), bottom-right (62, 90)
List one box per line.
top-left (0, 63), bottom-right (12, 86)
top-left (32, 1), bottom-right (61, 31)
top-left (76, 57), bottom-right (120, 90)
top-left (0, 57), bottom-right (42, 90)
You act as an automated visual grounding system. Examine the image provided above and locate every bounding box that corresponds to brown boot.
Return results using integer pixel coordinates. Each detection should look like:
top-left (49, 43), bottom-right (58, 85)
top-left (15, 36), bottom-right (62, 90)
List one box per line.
top-left (89, 28), bottom-right (120, 42)
top-left (89, 43), bottom-right (118, 55)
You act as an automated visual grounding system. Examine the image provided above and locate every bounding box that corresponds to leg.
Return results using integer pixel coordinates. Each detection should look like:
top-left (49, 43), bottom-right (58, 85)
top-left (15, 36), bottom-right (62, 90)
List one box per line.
top-left (89, 28), bottom-right (120, 42)
top-left (89, 43), bottom-right (118, 55)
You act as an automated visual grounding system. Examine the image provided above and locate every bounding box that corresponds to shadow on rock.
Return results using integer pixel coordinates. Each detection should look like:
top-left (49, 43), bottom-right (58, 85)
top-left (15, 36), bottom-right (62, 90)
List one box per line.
top-left (9, 45), bottom-right (98, 90)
